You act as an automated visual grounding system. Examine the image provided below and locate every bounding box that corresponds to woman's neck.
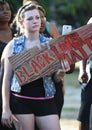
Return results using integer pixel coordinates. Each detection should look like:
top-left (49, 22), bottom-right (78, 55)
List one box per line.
top-left (24, 31), bottom-right (41, 49)
top-left (0, 22), bottom-right (10, 30)
top-left (0, 23), bottom-right (12, 43)
top-left (24, 31), bottom-right (39, 41)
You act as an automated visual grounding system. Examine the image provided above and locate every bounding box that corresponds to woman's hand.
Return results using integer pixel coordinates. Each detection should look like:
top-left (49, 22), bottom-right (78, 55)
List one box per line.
top-left (54, 70), bottom-right (65, 83)
top-left (60, 59), bottom-right (70, 72)
top-left (78, 71), bottom-right (88, 83)
top-left (1, 109), bottom-right (13, 128)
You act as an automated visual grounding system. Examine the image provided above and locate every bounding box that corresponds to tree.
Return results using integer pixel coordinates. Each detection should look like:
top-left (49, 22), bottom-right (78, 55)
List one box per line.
top-left (39, 0), bottom-right (92, 28)
top-left (6, 0), bottom-right (92, 28)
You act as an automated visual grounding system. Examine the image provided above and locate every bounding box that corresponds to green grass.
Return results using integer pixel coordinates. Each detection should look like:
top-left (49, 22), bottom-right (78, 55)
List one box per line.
top-left (64, 69), bottom-right (79, 88)
top-left (61, 68), bottom-right (81, 119)
top-left (63, 107), bottom-right (79, 112)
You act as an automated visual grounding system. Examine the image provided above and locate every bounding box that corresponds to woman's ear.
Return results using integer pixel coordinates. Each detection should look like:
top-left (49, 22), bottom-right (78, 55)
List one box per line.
top-left (19, 20), bottom-right (24, 28)
top-left (19, 20), bottom-right (24, 29)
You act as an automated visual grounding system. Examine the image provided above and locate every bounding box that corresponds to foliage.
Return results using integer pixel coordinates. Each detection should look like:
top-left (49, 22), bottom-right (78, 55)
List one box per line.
top-left (40, 0), bottom-right (92, 28)
top-left (6, 0), bottom-right (92, 29)
top-left (6, 0), bottom-right (22, 14)
top-left (65, 69), bottom-right (79, 88)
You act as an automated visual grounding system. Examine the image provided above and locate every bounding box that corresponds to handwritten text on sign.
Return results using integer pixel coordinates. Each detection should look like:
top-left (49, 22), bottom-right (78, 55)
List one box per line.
top-left (9, 24), bottom-right (92, 85)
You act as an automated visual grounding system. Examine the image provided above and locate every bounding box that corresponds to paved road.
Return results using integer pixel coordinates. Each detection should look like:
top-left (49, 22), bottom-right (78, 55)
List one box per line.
top-left (60, 71), bottom-right (81, 130)
top-left (59, 86), bottom-right (80, 130)
top-left (60, 119), bottom-right (80, 130)
top-left (61, 85), bottom-right (81, 119)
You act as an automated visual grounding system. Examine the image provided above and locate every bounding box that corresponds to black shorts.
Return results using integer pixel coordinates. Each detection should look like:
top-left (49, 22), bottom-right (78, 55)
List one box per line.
top-left (10, 94), bottom-right (58, 116)
top-left (78, 78), bottom-right (92, 124)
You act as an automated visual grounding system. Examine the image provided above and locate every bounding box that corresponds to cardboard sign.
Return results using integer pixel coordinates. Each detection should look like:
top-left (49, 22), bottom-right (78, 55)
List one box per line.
top-left (9, 23), bottom-right (92, 86)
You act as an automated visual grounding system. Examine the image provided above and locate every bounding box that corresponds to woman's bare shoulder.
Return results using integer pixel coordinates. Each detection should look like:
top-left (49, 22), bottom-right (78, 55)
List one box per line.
top-left (50, 22), bottom-right (60, 38)
top-left (1, 39), bottom-right (14, 60)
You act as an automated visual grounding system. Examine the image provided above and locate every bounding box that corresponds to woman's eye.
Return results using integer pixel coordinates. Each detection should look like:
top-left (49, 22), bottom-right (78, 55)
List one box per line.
top-left (27, 17), bottom-right (33, 20)
top-left (41, 16), bottom-right (44, 19)
top-left (0, 6), bottom-right (3, 11)
top-left (6, 6), bottom-right (10, 11)
top-left (36, 16), bottom-right (40, 20)
top-left (27, 16), bottom-right (40, 21)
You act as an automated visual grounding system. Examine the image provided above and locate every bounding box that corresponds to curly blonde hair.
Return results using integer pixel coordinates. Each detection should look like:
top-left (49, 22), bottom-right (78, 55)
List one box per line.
top-left (18, 3), bottom-right (45, 21)
top-left (23, 0), bottom-right (39, 5)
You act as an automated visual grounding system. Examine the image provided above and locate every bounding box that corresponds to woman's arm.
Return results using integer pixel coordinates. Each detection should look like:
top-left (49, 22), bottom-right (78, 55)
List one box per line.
top-left (78, 59), bottom-right (88, 83)
top-left (1, 40), bottom-right (14, 128)
top-left (50, 23), bottom-right (60, 38)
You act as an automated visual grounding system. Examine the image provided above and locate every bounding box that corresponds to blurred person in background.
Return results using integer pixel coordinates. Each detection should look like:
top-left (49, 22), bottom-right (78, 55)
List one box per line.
top-left (78, 17), bottom-right (92, 130)
top-left (0, 0), bottom-right (16, 129)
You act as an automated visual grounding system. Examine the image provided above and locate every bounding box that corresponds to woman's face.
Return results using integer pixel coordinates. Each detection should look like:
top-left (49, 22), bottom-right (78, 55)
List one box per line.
top-left (22, 9), bottom-right (41, 33)
top-left (0, 2), bottom-right (11, 22)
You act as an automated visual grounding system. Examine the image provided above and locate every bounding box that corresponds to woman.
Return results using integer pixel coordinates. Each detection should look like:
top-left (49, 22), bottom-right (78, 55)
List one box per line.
top-left (0, 0), bottom-right (20, 130)
top-left (1, 3), bottom-right (61, 130)
top-left (23, 0), bottom-right (65, 119)
top-left (15, 2), bottom-right (64, 130)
